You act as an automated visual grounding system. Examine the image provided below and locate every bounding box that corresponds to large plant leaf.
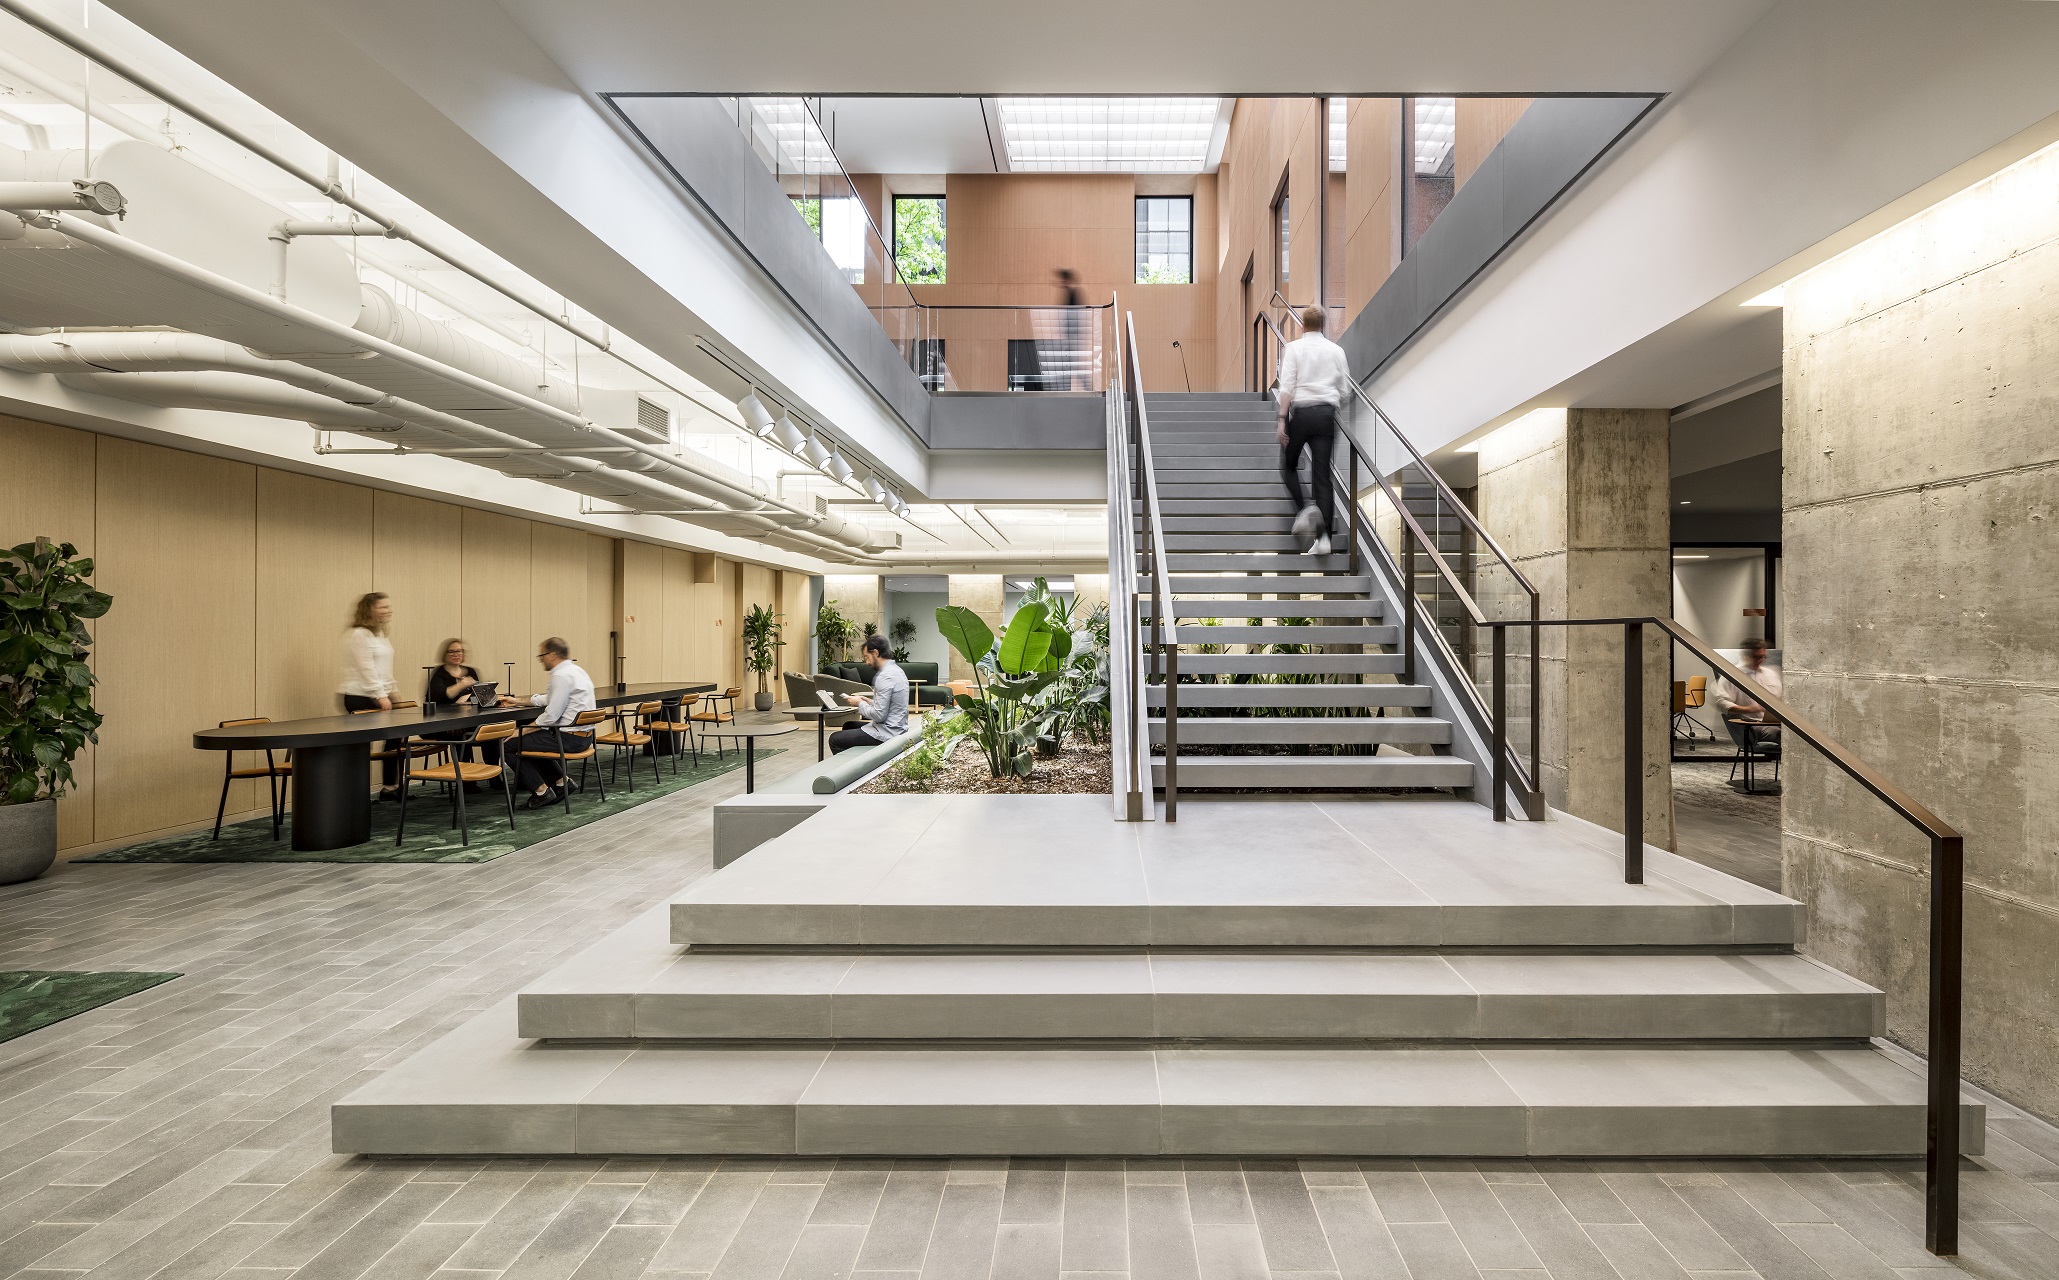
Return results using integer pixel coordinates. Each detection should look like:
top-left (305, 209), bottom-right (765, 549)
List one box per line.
top-left (995, 601), bottom-right (1049, 674)
top-left (987, 670), bottom-right (1059, 702)
top-left (934, 605), bottom-right (994, 666)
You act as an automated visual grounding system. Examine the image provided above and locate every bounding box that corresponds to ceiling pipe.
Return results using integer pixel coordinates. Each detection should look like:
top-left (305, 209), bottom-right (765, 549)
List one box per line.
top-left (0, 179), bottom-right (126, 216)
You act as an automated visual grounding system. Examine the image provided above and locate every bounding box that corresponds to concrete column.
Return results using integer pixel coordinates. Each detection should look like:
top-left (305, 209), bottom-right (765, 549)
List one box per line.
top-left (1473, 407), bottom-right (1674, 846)
top-left (1073, 574), bottom-right (1110, 618)
top-left (946, 574), bottom-right (1004, 682)
top-left (1781, 143), bottom-right (2059, 1120)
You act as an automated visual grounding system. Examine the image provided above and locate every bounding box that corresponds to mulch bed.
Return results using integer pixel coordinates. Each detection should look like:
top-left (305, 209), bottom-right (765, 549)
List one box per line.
top-left (859, 738), bottom-right (1112, 795)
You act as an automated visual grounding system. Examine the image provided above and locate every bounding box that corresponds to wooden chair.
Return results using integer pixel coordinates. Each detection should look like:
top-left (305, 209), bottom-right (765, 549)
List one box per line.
top-left (353, 702), bottom-right (445, 783)
top-left (519, 708), bottom-right (608, 813)
top-left (397, 721), bottom-right (518, 847)
top-left (643, 693), bottom-right (703, 774)
top-left (213, 717), bottom-right (290, 841)
top-left (691, 687), bottom-right (742, 757)
top-left (596, 701), bottom-right (661, 790)
top-left (1674, 676), bottom-right (1715, 741)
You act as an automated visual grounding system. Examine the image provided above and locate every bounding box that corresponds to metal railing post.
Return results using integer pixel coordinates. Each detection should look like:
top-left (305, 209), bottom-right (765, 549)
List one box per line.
top-left (1403, 532), bottom-right (1418, 688)
top-left (1623, 621), bottom-right (1643, 884)
top-left (1529, 596), bottom-right (1542, 820)
top-left (1164, 643), bottom-right (1178, 822)
top-left (1927, 830), bottom-right (1964, 1255)
top-left (1349, 448), bottom-right (1360, 576)
top-left (1492, 624), bottom-right (1507, 823)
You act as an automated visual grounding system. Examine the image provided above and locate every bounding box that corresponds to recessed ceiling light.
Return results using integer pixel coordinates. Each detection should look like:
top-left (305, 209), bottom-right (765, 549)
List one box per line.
top-left (997, 97), bottom-right (1221, 173)
top-left (1672, 554), bottom-right (1709, 560)
top-left (1678, 500), bottom-right (1693, 505)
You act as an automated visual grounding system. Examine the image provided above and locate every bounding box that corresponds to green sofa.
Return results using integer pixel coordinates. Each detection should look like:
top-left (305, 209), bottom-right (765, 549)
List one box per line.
top-left (814, 660), bottom-right (954, 707)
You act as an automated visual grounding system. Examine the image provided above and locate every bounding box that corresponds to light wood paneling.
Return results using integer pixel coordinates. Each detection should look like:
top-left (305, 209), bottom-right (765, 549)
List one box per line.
top-left (619, 539), bottom-right (664, 683)
top-left (94, 439), bottom-right (257, 839)
top-left (372, 490), bottom-right (465, 701)
top-left (660, 547), bottom-right (697, 685)
top-left (460, 509), bottom-right (534, 697)
top-left (586, 532), bottom-right (617, 681)
top-left (0, 415), bottom-right (99, 846)
top-left (1345, 97), bottom-right (1400, 330)
top-left (1456, 98), bottom-right (1532, 191)
top-left (777, 571), bottom-right (811, 687)
top-left (256, 470), bottom-right (373, 725)
top-left (532, 522), bottom-right (607, 681)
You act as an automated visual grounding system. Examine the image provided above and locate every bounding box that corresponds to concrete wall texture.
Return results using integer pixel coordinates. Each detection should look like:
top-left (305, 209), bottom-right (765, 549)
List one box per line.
top-left (1475, 408), bottom-right (1675, 847)
top-left (1782, 141), bottom-right (2059, 1121)
top-left (947, 575), bottom-right (1005, 682)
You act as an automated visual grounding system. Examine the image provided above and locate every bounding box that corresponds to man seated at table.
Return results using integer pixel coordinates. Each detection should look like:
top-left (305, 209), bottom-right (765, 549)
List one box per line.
top-left (497, 636), bottom-right (596, 808)
top-left (829, 634), bottom-right (908, 754)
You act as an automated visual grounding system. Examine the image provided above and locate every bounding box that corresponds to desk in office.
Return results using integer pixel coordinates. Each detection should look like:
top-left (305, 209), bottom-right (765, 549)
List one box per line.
top-left (192, 682), bottom-right (717, 851)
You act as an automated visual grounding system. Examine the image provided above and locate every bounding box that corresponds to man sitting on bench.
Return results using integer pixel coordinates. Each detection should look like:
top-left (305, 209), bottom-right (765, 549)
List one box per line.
top-left (829, 634), bottom-right (908, 753)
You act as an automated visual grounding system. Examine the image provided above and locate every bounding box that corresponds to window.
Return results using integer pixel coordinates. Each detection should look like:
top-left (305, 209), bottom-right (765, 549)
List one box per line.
top-left (1402, 97), bottom-right (1456, 257)
top-left (1007, 339), bottom-right (1045, 391)
top-left (1271, 175), bottom-right (1290, 291)
top-left (892, 195), bottom-right (946, 284)
top-left (1134, 196), bottom-right (1193, 284)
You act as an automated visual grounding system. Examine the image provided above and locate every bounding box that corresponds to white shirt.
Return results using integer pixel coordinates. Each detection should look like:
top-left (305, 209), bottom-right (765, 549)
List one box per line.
top-left (529, 658), bottom-right (596, 728)
top-left (1276, 332), bottom-right (1351, 409)
top-left (339, 627), bottom-right (396, 699)
top-left (1715, 660), bottom-right (1782, 722)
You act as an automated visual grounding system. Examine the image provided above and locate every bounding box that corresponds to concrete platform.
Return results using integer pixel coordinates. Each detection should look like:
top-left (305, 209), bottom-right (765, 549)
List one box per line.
top-left (333, 1000), bottom-right (1978, 1157)
top-left (667, 797), bottom-right (1801, 948)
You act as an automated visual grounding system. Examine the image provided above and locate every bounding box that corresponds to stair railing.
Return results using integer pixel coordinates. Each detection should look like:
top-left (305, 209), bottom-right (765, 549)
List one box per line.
top-left (1255, 308), bottom-right (1544, 818)
top-left (1477, 614), bottom-right (1966, 1259)
top-left (1115, 310), bottom-right (1177, 819)
top-left (1105, 295), bottom-right (1147, 820)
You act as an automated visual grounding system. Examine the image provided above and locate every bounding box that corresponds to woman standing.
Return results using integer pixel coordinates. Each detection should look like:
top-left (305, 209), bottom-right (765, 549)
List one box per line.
top-left (340, 592), bottom-right (400, 798)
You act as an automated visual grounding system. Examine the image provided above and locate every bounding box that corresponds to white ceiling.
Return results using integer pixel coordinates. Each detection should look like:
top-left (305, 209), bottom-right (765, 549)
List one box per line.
top-left (816, 98), bottom-right (997, 175)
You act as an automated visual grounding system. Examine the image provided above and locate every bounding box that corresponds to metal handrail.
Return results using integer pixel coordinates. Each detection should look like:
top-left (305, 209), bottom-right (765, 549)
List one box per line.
top-left (1124, 312), bottom-right (1178, 820)
top-left (1105, 294), bottom-right (1146, 820)
top-left (1255, 307), bottom-right (1542, 815)
top-left (1478, 614), bottom-right (1965, 1258)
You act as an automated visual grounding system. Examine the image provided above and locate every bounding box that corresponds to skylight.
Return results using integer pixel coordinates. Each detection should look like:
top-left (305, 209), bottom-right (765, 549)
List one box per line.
top-left (997, 97), bottom-right (1221, 173)
top-left (1329, 98), bottom-right (1346, 173)
top-left (1414, 97), bottom-right (1456, 177)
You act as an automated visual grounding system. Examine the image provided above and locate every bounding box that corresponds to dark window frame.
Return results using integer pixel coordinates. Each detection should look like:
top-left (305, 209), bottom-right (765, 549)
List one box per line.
top-left (1133, 194), bottom-right (1195, 285)
top-left (891, 193), bottom-right (947, 284)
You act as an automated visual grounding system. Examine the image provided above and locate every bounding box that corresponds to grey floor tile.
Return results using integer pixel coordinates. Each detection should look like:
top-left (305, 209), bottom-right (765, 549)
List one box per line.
top-left (917, 1183), bottom-right (1002, 1280)
top-left (1060, 1168), bottom-right (1126, 1273)
top-left (1597, 1174), bottom-right (1751, 1272)
top-left (1241, 1166), bottom-right (1335, 1274)
top-left (1669, 1184), bottom-right (1834, 1280)
top-left (1421, 1172), bottom-right (1539, 1272)
top-left (356, 1221), bottom-right (479, 1280)
top-left (1306, 1186), bottom-right (1409, 1280)
top-left (650, 1173), bottom-right (772, 1274)
top-left (991, 1222), bottom-right (1060, 1280)
top-left (1125, 1184), bottom-right (1199, 1280)
top-left (810, 1169), bottom-right (889, 1227)
top-left (1385, 1222), bottom-right (1482, 1280)
top-left (1485, 1183), bottom-right (1616, 1280)
top-left (777, 1223), bottom-right (865, 1280)
top-left (1534, 1170), bottom-right (1636, 1226)
top-left (1775, 1222), bottom-right (1902, 1280)
top-left (1190, 1224), bottom-right (1266, 1280)
top-left (1583, 1223), bottom-right (1694, 1280)
top-left (711, 1183), bottom-right (822, 1280)
top-left (854, 1170), bottom-right (945, 1273)
top-left (1181, 1169), bottom-right (1250, 1227)
top-left (1362, 1170), bottom-right (1443, 1225)
top-left (443, 1172), bottom-right (591, 1271)
top-left (1000, 1167), bottom-right (1064, 1227)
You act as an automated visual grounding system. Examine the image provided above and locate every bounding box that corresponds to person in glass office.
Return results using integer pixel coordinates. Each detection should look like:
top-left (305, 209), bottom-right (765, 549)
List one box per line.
top-left (338, 591), bottom-right (401, 799)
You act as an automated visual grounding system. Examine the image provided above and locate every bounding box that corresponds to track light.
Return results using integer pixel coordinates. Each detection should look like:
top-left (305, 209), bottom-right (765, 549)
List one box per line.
top-left (802, 433), bottom-right (833, 468)
top-left (773, 413), bottom-right (807, 452)
top-left (824, 452), bottom-right (855, 484)
top-left (863, 475), bottom-right (888, 502)
top-left (737, 392), bottom-right (775, 437)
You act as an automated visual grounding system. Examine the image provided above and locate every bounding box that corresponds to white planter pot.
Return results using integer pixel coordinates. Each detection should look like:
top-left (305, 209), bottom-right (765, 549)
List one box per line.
top-left (0, 798), bottom-right (57, 885)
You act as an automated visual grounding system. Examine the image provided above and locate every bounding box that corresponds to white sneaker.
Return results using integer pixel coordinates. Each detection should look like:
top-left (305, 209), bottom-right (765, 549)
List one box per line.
top-left (1309, 536), bottom-right (1332, 556)
top-left (1290, 504), bottom-right (1321, 549)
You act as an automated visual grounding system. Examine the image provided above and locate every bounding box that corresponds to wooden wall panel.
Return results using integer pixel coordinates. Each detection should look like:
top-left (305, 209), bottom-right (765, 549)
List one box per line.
top-left (1345, 97), bottom-right (1400, 331)
top-left (461, 509), bottom-right (535, 697)
top-left (256, 470), bottom-right (373, 724)
top-left (710, 558), bottom-right (740, 691)
top-left (371, 490), bottom-right (464, 704)
top-left (1456, 98), bottom-right (1532, 191)
top-left (777, 571), bottom-right (811, 687)
top-left (0, 415), bottom-right (99, 847)
top-left (531, 521), bottom-right (602, 679)
top-left (586, 533), bottom-right (618, 684)
top-left (619, 538), bottom-right (664, 683)
top-left (93, 439), bottom-right (256, 839)
top-left (660, 547), bottom-right (697, 685)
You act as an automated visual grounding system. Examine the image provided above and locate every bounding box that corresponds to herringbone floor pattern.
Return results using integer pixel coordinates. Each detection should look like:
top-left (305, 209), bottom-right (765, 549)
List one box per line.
top-left (2, 735), bottom-right (2056, 1280)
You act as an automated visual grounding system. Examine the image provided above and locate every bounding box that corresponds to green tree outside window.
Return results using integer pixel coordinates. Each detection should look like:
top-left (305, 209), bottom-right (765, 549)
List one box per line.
top-left (893, 196), bottom-right (946, 284)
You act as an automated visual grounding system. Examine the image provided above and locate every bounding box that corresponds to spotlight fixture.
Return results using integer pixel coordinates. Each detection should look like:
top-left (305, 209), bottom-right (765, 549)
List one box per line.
top-left (802, 433), bottom-right (833, 468)
top-left (773, 413), bottom-right (807, 452)
top-left (863, 476), bottom-right (888, 502)
top-left (736, 392), bottom-right (775, 437)
top-left (824, 452), bottom-right (855, 484)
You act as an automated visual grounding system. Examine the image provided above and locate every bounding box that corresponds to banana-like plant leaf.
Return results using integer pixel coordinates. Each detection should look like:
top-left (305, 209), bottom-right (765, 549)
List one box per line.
top-left (995, 601), bottom-right (1048, 674)
top-left (935, 605), bottom-right (995, 666)
top-left (987, 670), bottom-right (1059, 702)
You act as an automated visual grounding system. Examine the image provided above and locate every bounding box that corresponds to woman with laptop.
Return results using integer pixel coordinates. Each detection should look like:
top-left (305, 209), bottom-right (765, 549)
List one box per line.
top-left (424, 638), bottom-right (499, 787)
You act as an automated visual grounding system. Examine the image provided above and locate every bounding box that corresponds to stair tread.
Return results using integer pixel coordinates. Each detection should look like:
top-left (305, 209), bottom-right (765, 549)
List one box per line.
top-left (1172, 654), bottom-right (1404, 673)
top-left (336, 1000), bottom-right (1977, 1157)
top-left (1172, 626), bottom-right (1396, 644)
top-left (1150, 717), bottom-right (1449, 744)
top-left (1156, 756), bottom-right (1475, 788)
top-left (1148, 684), bottom-right (1433, 707)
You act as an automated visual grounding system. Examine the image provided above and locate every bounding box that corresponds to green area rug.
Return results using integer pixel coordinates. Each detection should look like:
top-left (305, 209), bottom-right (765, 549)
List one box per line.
top-left (0, 971), bottom-right (181, 1043)
top-left (77, 748), bottom-right (783, 866)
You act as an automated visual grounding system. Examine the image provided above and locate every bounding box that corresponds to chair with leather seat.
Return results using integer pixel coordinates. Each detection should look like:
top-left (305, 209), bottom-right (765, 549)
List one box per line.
top-left (596, 701), bottom-right (661, 790)
top-left (1725, 716), bottom-right (1782, 794)
top-left (519, 707), bottom-right (608, 813)
top-left (691, 687), bottom-right (742, 757)
top-left (1674, 676), bottom-right (1714, 741)
top-left (643, 693), bottom-right (703, 774)
top-left (213, 717), bottom-right (291, 840)
top-left (355, 701), bottom-right (445, 777)
top-left (397, 721), bottom-right (519, 846)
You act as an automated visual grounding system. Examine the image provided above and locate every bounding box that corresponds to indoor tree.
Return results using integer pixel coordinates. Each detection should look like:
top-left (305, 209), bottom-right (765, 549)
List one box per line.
top-left (814, 599), bottom-right (857, 665)
top-left (1, 538), bottom-right (110, 884)
top-left (742, 604), bottom-right (783, 710)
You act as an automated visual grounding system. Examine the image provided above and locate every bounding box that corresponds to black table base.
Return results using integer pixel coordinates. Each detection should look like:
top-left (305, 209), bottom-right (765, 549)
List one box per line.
top-left (289, 743), bottom-right (372, 851)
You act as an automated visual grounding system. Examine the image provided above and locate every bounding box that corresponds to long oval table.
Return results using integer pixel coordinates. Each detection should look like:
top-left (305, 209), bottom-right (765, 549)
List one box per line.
top-left (193, 682), bottom-right (716, 851)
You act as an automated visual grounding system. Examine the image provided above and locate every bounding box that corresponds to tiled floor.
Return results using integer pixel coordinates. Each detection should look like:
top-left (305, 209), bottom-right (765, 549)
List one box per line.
top-left (3, 741), bottom-right (2058, 1280)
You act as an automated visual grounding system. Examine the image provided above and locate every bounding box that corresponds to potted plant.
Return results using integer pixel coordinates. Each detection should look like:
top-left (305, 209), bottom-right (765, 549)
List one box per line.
top-left (742, 604), bottom-right (782, 711)
top-left (1, 538), bottom-right (110, 884)
top-left (814, 600), bottom-right (856, 667)
top-left (889, 616), bottom-right (917, 662)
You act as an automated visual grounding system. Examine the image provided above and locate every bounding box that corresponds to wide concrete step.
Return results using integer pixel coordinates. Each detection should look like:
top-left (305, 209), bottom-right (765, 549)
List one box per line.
top-left (1172, 653), bottom-right (1404, 675)
top-left (1159, 755), bottom-right (1474, 789)
top-left (1149, 597), bottom-right (1383, 619)
top-left (1161, 554), bottom-right (1354, 572)
top-left (334, 1004), bottom-right (1978, 1157)
top-left (1144, 575), bottom-right (1373, 595)
top-left (1173, 624), bottom-right (1397, 645)
top-left (1150, 715), bottom-right (1446, 745)
top-left (517, 949), bottom-right (1883, 1043)
top-left (1148, 683), bottom-right (1432, 708)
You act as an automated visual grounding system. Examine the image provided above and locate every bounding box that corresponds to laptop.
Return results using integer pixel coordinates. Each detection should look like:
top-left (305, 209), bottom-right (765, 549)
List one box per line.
top-left (469, 681), bottom-right (499, 708)
top-left (816, 689), bottom-right (843, 710)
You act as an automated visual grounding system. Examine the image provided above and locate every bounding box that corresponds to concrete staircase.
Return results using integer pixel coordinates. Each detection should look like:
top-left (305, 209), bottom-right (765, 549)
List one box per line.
top-left (331, 796), bottom-right (1981, 1158)
top-left (1139, 394), bottom-right (1472, 793)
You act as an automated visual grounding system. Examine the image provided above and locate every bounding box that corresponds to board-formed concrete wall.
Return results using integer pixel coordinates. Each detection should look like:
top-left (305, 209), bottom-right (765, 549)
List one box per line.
top-left (1782, 141), bottom-right (2059, 1121)
top-left (1474, 407), bottom-right (1674, 847)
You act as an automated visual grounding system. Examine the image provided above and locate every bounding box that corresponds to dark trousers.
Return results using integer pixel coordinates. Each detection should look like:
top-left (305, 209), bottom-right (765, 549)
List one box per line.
top-left (514, 727), bottom-right (579, 792)
top-left (1280, 401), bottom-right (1339, 533)
top-left (829, 721), bottom-right (878, 754)
top-left (341, 694), bottom-right (398, 786)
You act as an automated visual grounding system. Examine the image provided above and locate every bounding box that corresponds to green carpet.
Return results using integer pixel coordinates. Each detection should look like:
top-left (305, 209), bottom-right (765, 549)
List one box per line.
top-left (77, 748), bottom-right (783, 865)
top-left (0, 971), bottom-right (181, 1043)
